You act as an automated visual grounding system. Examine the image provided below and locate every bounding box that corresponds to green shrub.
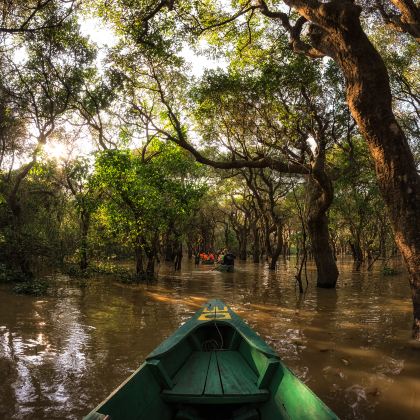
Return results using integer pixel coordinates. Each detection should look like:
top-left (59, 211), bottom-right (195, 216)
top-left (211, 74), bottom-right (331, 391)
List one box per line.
top-left (13, 280), bottom-right (48, 296)
top-left (63, 264), bottom-right (91, 278)
top-left (382, 266), bottom-right (399, 276)
top-left (0, 265), bottom-right (28, 283)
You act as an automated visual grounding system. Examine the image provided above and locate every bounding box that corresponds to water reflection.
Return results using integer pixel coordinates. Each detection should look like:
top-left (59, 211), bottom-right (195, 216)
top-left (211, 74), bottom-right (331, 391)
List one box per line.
top-left (0, 258), bottom-right (419, 419)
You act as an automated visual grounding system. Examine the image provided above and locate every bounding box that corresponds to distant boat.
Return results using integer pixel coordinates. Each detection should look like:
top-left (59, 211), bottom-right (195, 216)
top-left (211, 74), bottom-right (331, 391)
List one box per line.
top-left (215, 264), bottom-right (234, 272)
top-left (85, 300), bottom-right (338, 420)
top-left (201, 259), bottom-right (215, 265)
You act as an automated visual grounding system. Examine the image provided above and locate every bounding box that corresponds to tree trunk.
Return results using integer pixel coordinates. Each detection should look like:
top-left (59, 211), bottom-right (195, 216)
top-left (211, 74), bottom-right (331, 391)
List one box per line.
top-left (349, 235), bottom-right (364, 270)
top-left (145, 234), bottom-right (160, 280)
top-left (134, 237), bottom-right (144, 276)
top-left (187, 241), bottom-right (193, 259)
top-left (164, 233), bottom-right (174, 261)
top-left (331, 238), bottom-right (337, 261)
top-left (307, 213), bottom-right (339, 288)
top-left (239, 231), bottom-right (247, 260)
top-left (264, 222), bottom-right (273, 261)
top-left (379, 220), bottom-right (388, 259)
top-left (252, 226), bottom-right (260, 263)
top-left (306, 161), bottom-right (339, 288)
top-left (145, 245), bottom-right (156, 279)
top-left (79, 211), bottom-right (90, 271)
top-left (269, 224), bottom-right (283, 270)
top-left (174, 242), bottom-right (182, 271)
top-left (306, 0), bottom-right (419, 336)
top-left (146, 257), bottom-right (155, 278)
top-left (7, 160), bottom-right (36, 278)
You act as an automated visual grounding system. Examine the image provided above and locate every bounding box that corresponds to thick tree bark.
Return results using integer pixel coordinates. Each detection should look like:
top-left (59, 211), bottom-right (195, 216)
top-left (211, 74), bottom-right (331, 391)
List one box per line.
top-left (307, 212), bottom-right (338, 287)
top-left (306, 151), bottom-right (339, 288)
top-left (303, 0), bottom-right (420, 337)
top-left (377, 0), bottom-right (420, 41)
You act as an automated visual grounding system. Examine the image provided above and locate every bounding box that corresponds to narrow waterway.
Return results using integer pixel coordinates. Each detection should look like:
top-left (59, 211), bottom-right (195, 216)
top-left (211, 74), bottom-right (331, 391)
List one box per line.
top-left (0, 258), bottom-right (419, 419)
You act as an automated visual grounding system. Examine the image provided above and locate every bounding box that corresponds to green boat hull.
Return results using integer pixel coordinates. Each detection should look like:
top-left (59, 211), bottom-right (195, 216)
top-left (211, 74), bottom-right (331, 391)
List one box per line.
top-left (201, 260), bottom-right (215, 265)
top-left (85, 300), bottom-right (338, 420)
top-left (215, 264), bottom-right (234, 272)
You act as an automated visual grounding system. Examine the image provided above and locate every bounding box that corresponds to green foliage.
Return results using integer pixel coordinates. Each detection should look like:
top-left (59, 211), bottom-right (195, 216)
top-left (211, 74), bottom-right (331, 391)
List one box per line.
top-left (92, 141), bottom-right (207, 267)
top-left (329, 137), bottom-right (392, 259)
top-left (13, 280), bottom-right (48, 296)
top-left (0, 160), bottom-right (73, 270)
top-left (0, 0), bottom-right (416, 281)
top-left (0, 264), bottom-right (27, 283)
top-left (63, 261), bottom-right (132, 279)
top-left (382, 266), bottom-right (400, 276)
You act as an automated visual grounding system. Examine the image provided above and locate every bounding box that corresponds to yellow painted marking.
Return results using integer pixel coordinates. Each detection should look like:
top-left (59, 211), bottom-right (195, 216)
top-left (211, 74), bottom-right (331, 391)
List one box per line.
top-left (198, 306), bottom-right (231, 321)
top-left (198, 312), bottom-right (231, 320)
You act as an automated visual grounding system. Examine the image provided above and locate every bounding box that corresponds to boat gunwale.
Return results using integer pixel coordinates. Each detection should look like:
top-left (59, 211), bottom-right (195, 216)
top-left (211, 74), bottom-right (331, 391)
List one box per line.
top-left (146, 300), bottom-right (278, 360)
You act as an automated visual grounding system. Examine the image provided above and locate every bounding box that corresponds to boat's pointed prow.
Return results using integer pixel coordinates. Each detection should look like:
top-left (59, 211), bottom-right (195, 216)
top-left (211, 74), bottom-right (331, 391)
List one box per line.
top-left (85, 299), bottom-right (338, 420)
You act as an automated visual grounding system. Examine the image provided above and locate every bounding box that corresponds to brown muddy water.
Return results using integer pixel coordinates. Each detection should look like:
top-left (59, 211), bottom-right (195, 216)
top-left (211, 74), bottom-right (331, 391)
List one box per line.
top-left (0, 258), bottom-right (419, 419)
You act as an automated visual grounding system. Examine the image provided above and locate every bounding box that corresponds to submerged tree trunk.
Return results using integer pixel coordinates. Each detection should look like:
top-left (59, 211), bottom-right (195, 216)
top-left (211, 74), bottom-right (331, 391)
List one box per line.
top-left (252, 226), bottom-right (260, 263)
top-left (306, 157), bottom-right (339, 288)
top-left (145, 233), bottom-right (160, 280)
top-left (264, 223), bottom-right (273, 262)
top-left (349, 239), bottom-right (363, 264)
top-left (239, 233), bottom-right (247, 261)
top-left (164, 229), bottom-right (174, 262)
top-left (303, 0), bottom-right (419, 336)
top-left (146, 257), bottom-right (155, 278)
top-left (269, 224), bottom-right (283, 270)
top-left (134, 238), bottom-right (144, 276)
top-left (174, 241), bottom-right (182, 271)
top-left (234, 224), bottom-right (249, 261)
top-left (307, 212), bottom-right (338, 288)
top-left (186, 241), bottom-right (193, 259)
top-left (79, 211), bottom-right (90, 271)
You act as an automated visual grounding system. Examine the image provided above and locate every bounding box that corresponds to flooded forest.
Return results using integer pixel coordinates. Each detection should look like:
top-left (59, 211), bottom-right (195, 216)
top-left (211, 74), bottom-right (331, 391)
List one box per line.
top-left (0, 1), bottom-right (419, 419)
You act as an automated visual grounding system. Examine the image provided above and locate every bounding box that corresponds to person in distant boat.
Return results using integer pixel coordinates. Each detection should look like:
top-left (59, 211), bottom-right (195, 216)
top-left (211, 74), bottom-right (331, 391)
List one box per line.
top-left (217, 251), bottom-right (224, 263)
top-left (208, 253), bottom-right (215, 262)
top-left (223, 251), bottom-right (235, 266)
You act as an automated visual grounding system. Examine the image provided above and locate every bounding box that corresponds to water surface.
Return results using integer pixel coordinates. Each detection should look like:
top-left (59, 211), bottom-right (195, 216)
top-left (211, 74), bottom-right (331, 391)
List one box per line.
top-left (0, 258), bottom-right (419, 419)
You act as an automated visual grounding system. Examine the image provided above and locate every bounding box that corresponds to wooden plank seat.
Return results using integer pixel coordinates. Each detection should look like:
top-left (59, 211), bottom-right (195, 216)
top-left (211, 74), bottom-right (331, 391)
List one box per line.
top-left (161, 351), bottom-right (276, 404)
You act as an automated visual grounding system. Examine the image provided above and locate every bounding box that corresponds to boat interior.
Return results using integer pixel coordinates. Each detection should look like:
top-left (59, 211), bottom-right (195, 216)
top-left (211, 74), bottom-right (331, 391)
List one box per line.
top-left (147, 322), bottom-right (281, 420)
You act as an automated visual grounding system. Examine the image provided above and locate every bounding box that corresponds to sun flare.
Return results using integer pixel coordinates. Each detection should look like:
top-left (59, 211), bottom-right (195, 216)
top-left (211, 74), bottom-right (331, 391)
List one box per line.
top-left (43, 142), bottom-right (69, 160)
